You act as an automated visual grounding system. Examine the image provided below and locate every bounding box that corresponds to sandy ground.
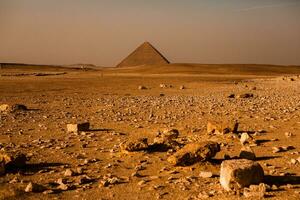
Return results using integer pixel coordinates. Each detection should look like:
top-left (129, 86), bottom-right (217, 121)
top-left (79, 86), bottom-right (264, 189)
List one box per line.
top-left (0, 67), bottom-right (300, 200)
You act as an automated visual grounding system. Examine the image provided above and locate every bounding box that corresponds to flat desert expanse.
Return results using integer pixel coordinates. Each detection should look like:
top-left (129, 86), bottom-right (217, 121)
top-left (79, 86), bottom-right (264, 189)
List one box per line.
top-left (1, 64), bottom-right (300, 199)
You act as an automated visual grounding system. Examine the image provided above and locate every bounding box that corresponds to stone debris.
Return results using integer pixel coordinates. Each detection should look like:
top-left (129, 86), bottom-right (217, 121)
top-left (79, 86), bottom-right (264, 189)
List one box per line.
top-left (207, 120), bottom-right (239, 135)
top-left (179, 85), bottom-right (185, 90)
top-left (290, 158), bottom-right (298, 165)
top-left (220, 159), bottom-right (264, 191)
top-left (138, 85), bottom-right (147, 90)
top-left (1, 72), bottom-right (300, 199)
top-left (160, 84), bottom-right (167, 88)
top-left (272, 146), bottom-right (294, 153)
top-left (285, 132), bottom-right (294, 138)
top-left (240, 146), bottom-right (256, 160)
top-left (67, 122), bottom-right (90, 133)
top-left (64, 169), bottom-right (74, 177)
top-left (150, 129), bottom-right (180, 151)
top-left (120, 138), bottom-right (149, 152)
top-left (154, 129), bottom-right (179, 142)
top-left (243, 183), bottom-right (267, 198)
top-left (272, 147), bottom-right (283, 153)
top-left (25, 182), bottom-right (46, 193)
top-left (237, 93), bottom-right (254, 99)
top-left (0, 104), bottom-right (28, 113)
top-left (228, 94), bottom-right (235, 98)
top-left (0, 104), bottom-right (10, 112)
top-left (100, 174), bottom-right (126, 187)
top-left (167, 141), bottom-right (220, 166)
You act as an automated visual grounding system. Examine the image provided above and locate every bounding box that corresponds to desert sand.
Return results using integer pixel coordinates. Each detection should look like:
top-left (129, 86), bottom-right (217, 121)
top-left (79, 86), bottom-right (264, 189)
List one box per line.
top-left (1, 46), bottom-right (300, 200)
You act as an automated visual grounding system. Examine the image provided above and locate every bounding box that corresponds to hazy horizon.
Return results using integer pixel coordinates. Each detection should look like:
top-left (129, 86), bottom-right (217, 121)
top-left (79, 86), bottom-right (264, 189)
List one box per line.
top-left (1, 0), bottom-right (300, 67)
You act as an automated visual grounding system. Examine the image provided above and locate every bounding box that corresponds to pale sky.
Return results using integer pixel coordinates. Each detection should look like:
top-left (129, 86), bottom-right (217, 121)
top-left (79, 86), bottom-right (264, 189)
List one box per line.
top-left (0, 0), bottom-right (300, 67)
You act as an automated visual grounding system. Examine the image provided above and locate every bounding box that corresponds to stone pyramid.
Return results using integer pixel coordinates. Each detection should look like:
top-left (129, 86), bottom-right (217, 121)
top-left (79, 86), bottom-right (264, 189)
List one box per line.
top-left (116, 42), bottom-right (170, 67)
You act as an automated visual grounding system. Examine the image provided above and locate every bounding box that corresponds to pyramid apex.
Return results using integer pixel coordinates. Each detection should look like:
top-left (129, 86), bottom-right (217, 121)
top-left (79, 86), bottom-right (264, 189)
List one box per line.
top-left (116, 42), bottom-right (170, 67)
top-left (142, 41), bottom-right (152, 45)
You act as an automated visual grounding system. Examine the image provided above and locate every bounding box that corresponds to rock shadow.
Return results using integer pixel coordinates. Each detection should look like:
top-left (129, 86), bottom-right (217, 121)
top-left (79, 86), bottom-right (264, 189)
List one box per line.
top-left (88, 128), bottom-right (114, 132)
top-left (6, 162), bottom-right (67, 174)
top-left (264, 175), bottom-right (300, 186)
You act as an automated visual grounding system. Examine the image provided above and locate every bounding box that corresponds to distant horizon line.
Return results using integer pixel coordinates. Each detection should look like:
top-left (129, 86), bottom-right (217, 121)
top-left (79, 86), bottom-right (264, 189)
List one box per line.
top-left (1, 62), bottom-right (300, 68)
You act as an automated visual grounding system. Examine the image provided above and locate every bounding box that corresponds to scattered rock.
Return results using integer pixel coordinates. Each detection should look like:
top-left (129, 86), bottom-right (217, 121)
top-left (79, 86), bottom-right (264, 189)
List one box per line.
top-left (0, 104), bottom-right (27, 113)
top-left (25, 182), bottom-right (46, 193)
top-left (150, 129), bottom-right (180, 151)
top-left (0, 151), bottom-right (27, 169)
top-left (0, 104), bottom-right (10, 112)
top-left (290, 159), bottom-right (298, 165)
top-left (220, 159), bottom-right (264, 191)
top-left (243, 183), bottom-right (266, 198)
top-left (120, 138), bottom-right (148, 152)
top-left (228, 94), bottom-right (235, 98)
top-left (10, 104), bottom-right (28, 112)
top-left (64, 169), bottom-right (74, 177)
top-left (167, 141), bottom-right (220, 166)
top-left (237, 93), bottom-right (254, 99)
top-left (159, 84), bottom-right (167, 88)
top-left (272, 147), bottom-right (283, 153)
top-left (138, 86), bottom-right (146, 90)
top-left (100, 174), bottom-right (124, 187)
top-left (67, 122), bottom-right (90, 133)
top-left (179, 85), bottom-right (185, 90)
top-left (285, 132), bottom-right (294, 138)
top-left (207, 120), bottom-right (239, 135)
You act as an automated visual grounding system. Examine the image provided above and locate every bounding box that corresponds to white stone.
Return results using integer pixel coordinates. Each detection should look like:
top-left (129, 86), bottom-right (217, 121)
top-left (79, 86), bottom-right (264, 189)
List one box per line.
top-left (240, 133), bottom-right (250, 145)
top-left (220, 159), bottom-right (264, 191)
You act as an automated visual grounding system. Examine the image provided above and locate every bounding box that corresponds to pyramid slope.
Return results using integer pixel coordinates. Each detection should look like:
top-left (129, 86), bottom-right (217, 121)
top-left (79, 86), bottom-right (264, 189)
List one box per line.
top-left (116, 42), bottom-right (170, 67)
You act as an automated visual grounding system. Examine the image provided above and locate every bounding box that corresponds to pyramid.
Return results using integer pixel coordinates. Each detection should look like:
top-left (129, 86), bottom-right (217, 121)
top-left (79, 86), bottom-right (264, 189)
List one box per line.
top-left (116, 42), bottom-right (170, 67)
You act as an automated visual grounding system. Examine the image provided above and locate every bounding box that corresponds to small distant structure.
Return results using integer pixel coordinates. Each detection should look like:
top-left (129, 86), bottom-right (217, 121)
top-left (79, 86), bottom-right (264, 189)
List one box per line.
top-left (116, 41), bottom-right (170, 67)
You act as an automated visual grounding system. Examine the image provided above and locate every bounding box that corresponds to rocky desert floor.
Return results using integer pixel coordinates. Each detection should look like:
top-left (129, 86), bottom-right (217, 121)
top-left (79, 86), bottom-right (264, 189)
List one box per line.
top-left (1, 68), bottom-right (300, 200)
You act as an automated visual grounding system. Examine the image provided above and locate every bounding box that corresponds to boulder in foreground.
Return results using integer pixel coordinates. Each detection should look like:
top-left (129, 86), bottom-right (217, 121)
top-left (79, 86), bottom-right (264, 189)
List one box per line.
top-left (220, 159), bottom-right (264, 191)
top-left (167, 141), bottom-right (220, 166)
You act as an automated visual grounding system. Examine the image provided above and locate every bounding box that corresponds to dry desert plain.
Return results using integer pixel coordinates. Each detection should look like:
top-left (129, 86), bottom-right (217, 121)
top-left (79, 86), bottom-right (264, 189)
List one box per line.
top-left (1, 63), bottom-right (300, 200)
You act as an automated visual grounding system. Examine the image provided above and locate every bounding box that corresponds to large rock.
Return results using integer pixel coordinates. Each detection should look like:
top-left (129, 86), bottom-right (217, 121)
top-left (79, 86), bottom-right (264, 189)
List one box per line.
top-left (67, 122), bottom-right (90, 133)
top-left (167, 141), bottom-right (220, 166)
top-left (220, 159), bottom-right (264, 191)
top-left (207, 120), bottom-right (239, 135)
